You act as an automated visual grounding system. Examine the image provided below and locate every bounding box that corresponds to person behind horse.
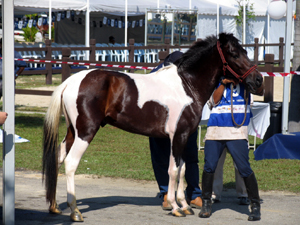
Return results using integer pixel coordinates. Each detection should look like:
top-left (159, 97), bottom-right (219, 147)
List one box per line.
top-left (199, 77), bottom-right (261, 221)
top-left (149, 51), bottom-right (202, 210)
top-left (108, 36), bottom-right (115, 45)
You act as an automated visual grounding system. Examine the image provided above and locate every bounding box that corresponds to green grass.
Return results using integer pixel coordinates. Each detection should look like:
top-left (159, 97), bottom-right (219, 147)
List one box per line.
top-left (0, 113), bottom-right (299, 193)
top-left (16, 74), bottom-right (62, 89)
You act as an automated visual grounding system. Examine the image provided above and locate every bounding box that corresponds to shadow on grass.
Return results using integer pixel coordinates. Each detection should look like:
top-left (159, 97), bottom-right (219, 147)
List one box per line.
top-left (15, 114), bottom-right (65, 128)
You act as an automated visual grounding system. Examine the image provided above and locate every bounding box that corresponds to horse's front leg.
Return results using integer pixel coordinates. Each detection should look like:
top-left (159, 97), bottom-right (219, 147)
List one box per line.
top-left (177, 160), bottom-right (194, 215)
top-left (64, 138), bottom-right (89, 222)
top-left (167, 154), bottom-right (184, 217)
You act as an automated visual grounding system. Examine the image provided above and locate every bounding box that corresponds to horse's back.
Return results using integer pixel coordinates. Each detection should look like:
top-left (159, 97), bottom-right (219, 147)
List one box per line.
top-left (61, 67), bottom-right (195, 139)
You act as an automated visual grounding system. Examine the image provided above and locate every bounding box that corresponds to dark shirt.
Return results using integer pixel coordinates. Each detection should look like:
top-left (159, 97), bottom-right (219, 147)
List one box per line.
top-left (0, 50), bottom-right (26, 78)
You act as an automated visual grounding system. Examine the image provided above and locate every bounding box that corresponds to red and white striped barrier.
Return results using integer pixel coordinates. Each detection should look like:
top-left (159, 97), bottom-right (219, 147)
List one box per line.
top-left (13, 58), bottom-right (156, 70)
top-left (260, 71), bottom-right (300, 77)
top-left (2, 57), bottom-right (300, 76)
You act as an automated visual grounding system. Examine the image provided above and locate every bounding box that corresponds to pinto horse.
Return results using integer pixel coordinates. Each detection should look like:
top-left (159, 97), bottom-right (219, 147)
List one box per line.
top-left (43, 33), bottom-right (264, 222)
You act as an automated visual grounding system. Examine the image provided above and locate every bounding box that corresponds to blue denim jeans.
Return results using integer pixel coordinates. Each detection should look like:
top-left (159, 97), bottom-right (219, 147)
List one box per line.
top-left (204, 139), bottom-right (253, 178)
top-left (149, 130), bottom-right (202, 201)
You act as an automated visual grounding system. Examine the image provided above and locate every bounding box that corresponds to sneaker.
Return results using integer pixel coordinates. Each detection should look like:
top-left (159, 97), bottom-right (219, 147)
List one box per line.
top-left (238, 197), bottom-right (250, 205)
top-left (161, 193), bottom-right (172, 210)
top-left (188, 196), bottom-right (203, 209)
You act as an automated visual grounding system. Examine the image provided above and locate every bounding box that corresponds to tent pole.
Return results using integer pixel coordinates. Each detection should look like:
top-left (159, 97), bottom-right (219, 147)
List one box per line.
top-left (49, 0), bottom-right (52, 41)
top-left (145, 9), bottom-right (148, 46)
top-left (171, 12), bottom-right (174, 45)
top-left (243, 0), bottom-right (246, 44)
top-left (282, 0), bottom-right (293, 134)
top-left (125, 0), bottom-right (128, 48)
top-left (2, 0), bottom-right (16, 224)
top-left (267, 0), bottom-right (270, 54)
top-left (217, 3), bottom-right (219, 35)
top-left (85, 0), bottom-right (90, 60)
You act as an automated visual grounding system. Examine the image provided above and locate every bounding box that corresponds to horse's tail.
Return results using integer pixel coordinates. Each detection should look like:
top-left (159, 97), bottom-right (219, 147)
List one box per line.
top-left (42, 82), bottom-right (66, 203)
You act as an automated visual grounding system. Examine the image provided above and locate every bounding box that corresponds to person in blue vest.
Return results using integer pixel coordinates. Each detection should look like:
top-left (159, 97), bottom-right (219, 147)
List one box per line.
top-left (199, 77), bottom-right (261, 221)
top-left (149, 51), bottom-right (203, 210)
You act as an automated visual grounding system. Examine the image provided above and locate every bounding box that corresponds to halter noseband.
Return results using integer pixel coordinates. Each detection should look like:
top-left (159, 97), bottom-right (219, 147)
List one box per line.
top-left (217, 41), bottom-right (257, 83)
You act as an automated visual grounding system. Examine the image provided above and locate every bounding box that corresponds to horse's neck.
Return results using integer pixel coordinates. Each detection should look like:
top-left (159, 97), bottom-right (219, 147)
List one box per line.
top-left (180, 57), bottom-right (222, 107)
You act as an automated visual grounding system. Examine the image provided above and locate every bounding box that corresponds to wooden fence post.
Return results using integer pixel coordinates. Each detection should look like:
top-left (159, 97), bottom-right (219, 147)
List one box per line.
top-left (62, 48), bottom-right (71, 82)
top-left (164, 39), bottom-right (170, 53)
top-left (129, 39), bottom-right (135, 72)
top-left (279, 37), bottom-right (284, 67)
top-left (45, 39), bottom-right (52, 85)
top-left (129, 39), bottom-right (135, 63)
top-left (253, 38), bottom-right (259, 65)
top-left (264, 54), bottom-right (274, 103)
top-left (90, 39), bottom-right (96, 69)
top-left (158, 51), bottom-right (168, 64)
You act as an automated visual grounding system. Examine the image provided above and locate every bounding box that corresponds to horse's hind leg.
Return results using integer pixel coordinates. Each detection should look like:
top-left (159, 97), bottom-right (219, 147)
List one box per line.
top-left (48, 139), bottom-right (67, 214)
top-left (49, 125), bottom-right (75, 214)
top-left (64, 136), bottom-right (90, 222)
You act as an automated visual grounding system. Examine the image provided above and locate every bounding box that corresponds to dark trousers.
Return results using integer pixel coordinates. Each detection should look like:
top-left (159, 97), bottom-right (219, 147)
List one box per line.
top-left (149, 130), bottom-right (202, 200)
top-left (204, 139), bottom-right (253, 178)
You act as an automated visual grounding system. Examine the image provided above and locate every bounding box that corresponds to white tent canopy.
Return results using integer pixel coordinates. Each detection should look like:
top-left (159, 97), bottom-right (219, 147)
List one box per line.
top-left (205, 0), bottom-right (269, 16)
top-left (1, 0), bottom-right (295, 60)
top-left (8, 0), bottom-right (238, 16)
top-left (13, 0), bottom-right (86, 13)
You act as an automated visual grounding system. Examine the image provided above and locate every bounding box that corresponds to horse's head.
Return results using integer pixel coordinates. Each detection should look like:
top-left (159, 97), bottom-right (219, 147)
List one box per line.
top-left (218, 33), bottom-right (264, 96)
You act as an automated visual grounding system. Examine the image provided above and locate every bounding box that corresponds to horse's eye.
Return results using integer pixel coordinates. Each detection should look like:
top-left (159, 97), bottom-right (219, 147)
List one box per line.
top-left (233, 55), bottom-right (239, 59)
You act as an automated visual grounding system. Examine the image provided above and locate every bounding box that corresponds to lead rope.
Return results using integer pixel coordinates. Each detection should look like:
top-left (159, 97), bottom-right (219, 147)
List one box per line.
top-left (230, 84), bottom-right (249, 127)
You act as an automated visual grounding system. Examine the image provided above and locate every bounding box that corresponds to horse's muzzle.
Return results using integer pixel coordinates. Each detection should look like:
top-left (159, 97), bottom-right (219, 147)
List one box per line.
top-left (246, 73), bottom-right (264, 96)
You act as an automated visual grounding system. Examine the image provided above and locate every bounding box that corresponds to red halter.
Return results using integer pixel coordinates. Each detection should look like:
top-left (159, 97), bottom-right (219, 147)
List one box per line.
top-left (217, 41), bottom-right (257, 82)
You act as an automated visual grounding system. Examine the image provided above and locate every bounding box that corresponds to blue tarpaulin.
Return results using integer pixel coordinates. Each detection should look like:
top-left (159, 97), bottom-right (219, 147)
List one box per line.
top-left (254, 132), bottom-right (300, 160)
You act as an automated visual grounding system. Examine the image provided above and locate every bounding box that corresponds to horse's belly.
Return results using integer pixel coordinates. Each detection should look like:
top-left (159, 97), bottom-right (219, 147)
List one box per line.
top-left (106, 100), bottom-right (171, 138)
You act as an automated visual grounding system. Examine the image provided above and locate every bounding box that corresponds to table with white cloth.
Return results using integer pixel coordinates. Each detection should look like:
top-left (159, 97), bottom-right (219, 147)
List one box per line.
top-left (198, 102), bottom-right (270, 150)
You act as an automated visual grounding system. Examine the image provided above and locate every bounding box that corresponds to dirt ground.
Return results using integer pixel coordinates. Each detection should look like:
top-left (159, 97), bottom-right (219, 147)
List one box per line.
top-left (1, 170), bottom-right (299, 225)
top-left (15, 86), bottom-right (56, 108)
top-left (14, 77), bottom-right (285, 107)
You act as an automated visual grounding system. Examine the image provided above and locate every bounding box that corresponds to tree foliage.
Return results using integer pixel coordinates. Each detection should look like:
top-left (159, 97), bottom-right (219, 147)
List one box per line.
top-left (21, 26), bottom-right (39, 42)
top-left (234, 0), bottom-right (256, 27)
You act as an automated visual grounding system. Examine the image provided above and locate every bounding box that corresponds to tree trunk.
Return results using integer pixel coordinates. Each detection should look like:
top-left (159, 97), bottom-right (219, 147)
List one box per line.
top-left (289, 1), bottom-right (300, 132)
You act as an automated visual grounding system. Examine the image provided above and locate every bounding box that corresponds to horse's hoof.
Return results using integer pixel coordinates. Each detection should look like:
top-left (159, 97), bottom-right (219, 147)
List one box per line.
top-left (172, 208), bottom-right (186, 217)
top-left (182, 206), bottom-right (194, 215)
top-left (49, 204), bottom-right (62, 214)
top-left (70, 210), bottom-right (84, 222)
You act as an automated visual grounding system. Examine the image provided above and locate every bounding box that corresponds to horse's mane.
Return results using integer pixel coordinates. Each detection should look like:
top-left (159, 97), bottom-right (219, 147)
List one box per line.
top-left (174, 33), bottom-right (242, 73)
top-left (174, 35), bottom-right (217, 72)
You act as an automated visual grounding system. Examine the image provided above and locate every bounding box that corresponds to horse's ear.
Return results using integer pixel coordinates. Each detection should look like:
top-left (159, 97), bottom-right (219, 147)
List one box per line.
top-left (219, 33), bottom-right (235, 46)
top-left (218, 33), bottom-right (228, 46)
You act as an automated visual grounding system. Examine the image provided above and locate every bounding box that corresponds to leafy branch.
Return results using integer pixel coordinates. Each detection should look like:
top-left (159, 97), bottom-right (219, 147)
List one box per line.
top-left (234, 0), bottom-right (256, 27)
